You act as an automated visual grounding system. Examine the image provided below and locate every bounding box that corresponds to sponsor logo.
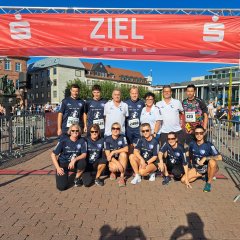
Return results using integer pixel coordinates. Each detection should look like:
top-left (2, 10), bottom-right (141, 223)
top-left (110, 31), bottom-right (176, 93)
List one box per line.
top-left (77, 144), bottom-right (81, 149)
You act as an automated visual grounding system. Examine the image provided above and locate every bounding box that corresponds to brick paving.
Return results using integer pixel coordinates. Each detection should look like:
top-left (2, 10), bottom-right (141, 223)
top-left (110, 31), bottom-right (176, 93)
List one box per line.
top-left (0, 144), bottom-right (240, 240)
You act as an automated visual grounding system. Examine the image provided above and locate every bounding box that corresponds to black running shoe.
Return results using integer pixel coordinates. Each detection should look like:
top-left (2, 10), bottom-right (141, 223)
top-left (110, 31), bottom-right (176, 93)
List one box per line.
top-left (162, 176), bottom-right (171, 185)
top-left (95, 178), bottom-right (104, 186)
top-left (74, 178), bottom-right (83, 187)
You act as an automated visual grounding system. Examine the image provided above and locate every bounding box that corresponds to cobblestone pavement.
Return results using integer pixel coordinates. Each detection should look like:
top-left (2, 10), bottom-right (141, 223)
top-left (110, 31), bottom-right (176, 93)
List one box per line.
top-left (0, 144), bottom-right (239, 240)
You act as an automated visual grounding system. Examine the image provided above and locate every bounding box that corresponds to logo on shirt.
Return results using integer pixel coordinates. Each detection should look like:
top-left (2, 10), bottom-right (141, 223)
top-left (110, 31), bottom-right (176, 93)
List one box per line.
top-left (97, 144), bottom-right (102, 149)
top-left (175, 152), bottom-right (180, 157)
top-left (132, 112), bottom-right (138, 118)
top-left (94, 111), bottom-right (101, 119)
top-left (101, 103), bottom-right (105, 107)
top-left (143, 151), bottom-right (149, 159)
top-left (137, 104), bottom-right (142, 108)
top-left (77, 144), bottom-right (81, 149)
top-left (200, 149), bottom-right (206, 155)
top-left (118, 141), bottom-right (122, 146)
top-left (67, 103), bottom-right (72, 106)
top-left (149, 144), bottom-right (154, 149)
top-left (78, 103), bottom-right (82, 107)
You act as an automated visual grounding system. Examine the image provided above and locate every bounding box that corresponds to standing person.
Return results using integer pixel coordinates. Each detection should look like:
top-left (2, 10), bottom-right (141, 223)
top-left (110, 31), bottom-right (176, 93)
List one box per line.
top-left (182, 84), bottom-right (208, 144)
top-left (104, 89), bottom-right (129, 137)
top-left (84, 84), bottom-right (107, 136)
top-left (57, 84), bottom-right (86, 139)
top-left (158, 132), bottom-right (190, 187)
top-left (0, 104), bottom-right (5, 116)
top-left (51, 124), bottom-right (87, 191)
top-left (140, 92), bottom-right (162, 140)
top-left (181, 125), bottom-right (222, 192)
top-left (129, 123), bottom-right (159, 184)
top-left (156, 85), bottom-right (184, 146)
top-left (125, 86), bottom-right (145, 149)
top-left (104, 123), bottom-right (128, 187)
top-left (207, 100), bottom-right (215, 127)
top-left (85, 124), bottom-right (107, 186)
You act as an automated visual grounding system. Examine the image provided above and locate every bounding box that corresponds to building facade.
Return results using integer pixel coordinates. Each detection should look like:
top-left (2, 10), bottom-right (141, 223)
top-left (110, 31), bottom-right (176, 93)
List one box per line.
top-left (152, 66), bottom-right (240, 106)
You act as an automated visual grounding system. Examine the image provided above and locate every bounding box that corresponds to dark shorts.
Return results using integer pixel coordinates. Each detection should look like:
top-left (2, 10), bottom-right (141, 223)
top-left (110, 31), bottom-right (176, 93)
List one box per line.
top-left (159, 130), bottom-right (185, 146)
top-left (194, 164), bottom-right (208, 175)
top-left (59, 159), bottom-right (87, 171)
top-left (166, 162), bottom-right (185, 179)
top-left (85, 158), bottom-right (107, 172)
top-left (146, 158), bottom-right (159, 169)
top-left (126, 129), bottom-right (140, 145)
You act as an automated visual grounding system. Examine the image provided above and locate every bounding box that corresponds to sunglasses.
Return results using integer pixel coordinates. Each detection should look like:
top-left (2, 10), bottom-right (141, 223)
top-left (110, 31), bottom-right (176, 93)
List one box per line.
top-left (146, 98), bottom-right (154, 101)
top-left (195, 132), bottom-right (204, 135)
top-left (141, 129), bottom-right (150, 133)
top-left (112, 127), bottom-right (120, 130)
top-left (168, 137), bottom-right (176, 140)
top-left (71, 130), bottom-right (79, 133)
top-left (90, 130), bottom-right (98, 133)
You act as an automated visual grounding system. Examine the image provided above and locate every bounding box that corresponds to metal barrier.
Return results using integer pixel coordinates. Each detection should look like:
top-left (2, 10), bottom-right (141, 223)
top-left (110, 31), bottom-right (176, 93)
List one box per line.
top-left (0, 113), bottom-right (45, 160)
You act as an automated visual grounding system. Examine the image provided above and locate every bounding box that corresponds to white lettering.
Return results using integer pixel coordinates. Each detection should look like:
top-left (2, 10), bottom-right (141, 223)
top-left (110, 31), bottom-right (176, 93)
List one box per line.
top-left (108, 18), bottom-right (112, 39)
top-left (90, 18), bottom-right (105, 39)
top-left (116, 18), bottom-right (128, 39)
top-left (203, 16), bottom-right (225, 42)
top-left (132, 18), bottom-right (144, 39)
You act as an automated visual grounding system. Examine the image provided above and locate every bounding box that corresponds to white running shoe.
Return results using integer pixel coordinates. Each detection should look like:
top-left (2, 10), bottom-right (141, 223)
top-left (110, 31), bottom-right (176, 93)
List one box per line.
top-left (149, 172), bottom-right (156, 182)
top-left (131, 174), bottom-right (141, 184)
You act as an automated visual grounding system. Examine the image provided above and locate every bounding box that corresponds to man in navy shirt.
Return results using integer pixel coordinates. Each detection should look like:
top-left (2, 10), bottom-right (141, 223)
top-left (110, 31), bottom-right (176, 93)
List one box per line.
top-left (84, 85), bottom-right (107, 136)
top-left (181, 125), bottom-right (222, 192)
top-left (51, 124), bottom-right (87, 191)
top-left (57, 84), bottom-right (86, 138)
top-left (129, 123), bottom-right (159, 184)
top-left (104, 122), bottom-right (128, 187)
top-left (158, 132), bottom-right (190, 187)
top-left (85, 124), bottom-right (107, 186)
top-left (125, 86), bottom-right (145, 150)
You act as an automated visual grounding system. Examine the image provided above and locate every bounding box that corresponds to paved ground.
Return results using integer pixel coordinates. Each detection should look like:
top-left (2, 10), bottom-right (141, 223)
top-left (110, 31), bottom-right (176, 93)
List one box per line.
top-left (0, 143), bottom-right (240, 240)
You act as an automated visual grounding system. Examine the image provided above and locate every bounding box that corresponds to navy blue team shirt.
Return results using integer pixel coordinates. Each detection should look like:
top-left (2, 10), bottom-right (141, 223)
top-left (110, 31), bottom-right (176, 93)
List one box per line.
top-left (59, 97), bottom-right (85, 133)
top-left (188, 141), bottom-right (219, 166)
top-left (53, 137), bottom-right (87, 164)
top-left (160, 143), bottom-right (188, 166)
top-left (84, 98), bottom-right (107, 131)
top-left (86, 137), bottom-right (105, 164)
top-left (135, 137), bottom-right (159, 161)
top-left (125, 98), bottom-right (145, 131)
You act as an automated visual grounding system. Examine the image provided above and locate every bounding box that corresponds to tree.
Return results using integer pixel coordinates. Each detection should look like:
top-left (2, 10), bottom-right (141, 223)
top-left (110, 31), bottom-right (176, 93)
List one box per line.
top-left (65, 79), bottom-right (91, 99)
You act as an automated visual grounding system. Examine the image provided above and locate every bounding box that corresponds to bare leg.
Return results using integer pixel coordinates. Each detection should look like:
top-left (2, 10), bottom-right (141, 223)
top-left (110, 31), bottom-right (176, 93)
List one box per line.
top-left (139, 164), bottom-right (157, 177)
top-left (181, 168), bottom-right (202, 184)
top-left (207, 159), bottom-right (218, 184)
top-left (96, 164), bottom-right (106, 179)
top-left (129, 154), bottom-right (140, 174)
top-left (118, 152), bottom-right (128, 178)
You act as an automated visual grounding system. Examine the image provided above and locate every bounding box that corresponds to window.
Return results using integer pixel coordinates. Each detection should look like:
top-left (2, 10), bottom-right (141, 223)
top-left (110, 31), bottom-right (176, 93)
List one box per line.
top-left (36, 93), bottom-right (39, 99)
top-left (15, 62), bottom-right (21, 72)
top-left (4, 61), bottom-right (11, 70)
top-left (53, 79), bottom-right (57, 86)
top-left (41, 71), bottom-right (44, 78)
top-left (47, 81), bottom-right (50, 87)
top-left (35, 74), bottom-right (38, 80)
top-left (36, 83), bottom-right (39, 89)
top-left (41, 93), bottom-right (44, 98)
top-left (47, 69), bottom-right (50, 76)
top-left (87, 79), bottom-right (92, 85)
top-left (53, 68), bottom-right (57, 75)
top-left (53, 91), bottom-right (57, 98)
top-left (75, 70), bottom-right (81, 77)
top-left (47, 92), bottom-right (51, 98)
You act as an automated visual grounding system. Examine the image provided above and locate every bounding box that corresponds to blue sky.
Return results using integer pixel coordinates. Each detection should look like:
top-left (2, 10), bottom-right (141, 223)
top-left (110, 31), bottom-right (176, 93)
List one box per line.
top-left (3, 0), bottom-right (239, 85)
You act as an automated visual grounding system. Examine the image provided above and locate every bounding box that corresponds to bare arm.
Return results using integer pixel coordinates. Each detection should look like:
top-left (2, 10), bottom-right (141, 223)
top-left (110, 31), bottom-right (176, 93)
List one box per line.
top-left (83, 113), bottom-right (87, 133)
top-left (154, 120), bottom-right (161, 134)
top-left (203, 112), bottom-right (208, 130)
top-left (51, 152), bottom-right (64, 175)
top-left (57, 112), bottom-right (63, 136)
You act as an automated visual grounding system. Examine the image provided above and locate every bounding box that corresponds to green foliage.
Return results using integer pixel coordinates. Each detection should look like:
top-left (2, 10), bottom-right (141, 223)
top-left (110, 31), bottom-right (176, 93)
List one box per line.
top-left (65, 79), bottom-right (91, 99)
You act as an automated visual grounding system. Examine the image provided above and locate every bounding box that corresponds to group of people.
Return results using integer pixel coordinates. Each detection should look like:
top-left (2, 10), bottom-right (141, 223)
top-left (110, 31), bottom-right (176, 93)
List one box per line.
top-left (51, 83), bottom-right (222, 192)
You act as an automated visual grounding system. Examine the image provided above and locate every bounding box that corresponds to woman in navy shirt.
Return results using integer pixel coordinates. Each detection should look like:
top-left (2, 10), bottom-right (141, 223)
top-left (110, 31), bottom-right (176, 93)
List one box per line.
top-left (51, 124), bottom-right (87, 191)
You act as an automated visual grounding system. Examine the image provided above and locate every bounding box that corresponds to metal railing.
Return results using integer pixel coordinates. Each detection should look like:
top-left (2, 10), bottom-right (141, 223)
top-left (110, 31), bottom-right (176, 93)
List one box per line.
top-left (0, 113), bottom-right (45, 160)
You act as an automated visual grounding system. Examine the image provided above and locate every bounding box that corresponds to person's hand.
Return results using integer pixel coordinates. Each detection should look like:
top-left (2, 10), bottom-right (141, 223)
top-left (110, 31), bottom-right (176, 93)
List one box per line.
top-left (57, 129), bottom-right (62, 136)
top-left (158, 162), bottom-right (164, 172)
top-left (185, 180), bottom-right (192, 189)
top-left (68, 159), bottom-right (76, 169)
top-left (198, 157), bottom-right (206, 166)
top-left (83, 126), bottom-right (87, 133)
top-left (140, 160), bottom-right (147, 169)
top-left (107, 152), bottom-right (114, 162)
top-left (56, 167), bottom-right (65, 176)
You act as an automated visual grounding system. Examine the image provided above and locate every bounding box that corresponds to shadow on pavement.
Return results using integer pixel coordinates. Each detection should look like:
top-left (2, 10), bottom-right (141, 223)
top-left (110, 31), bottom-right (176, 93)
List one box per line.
top-left (170, 212), bottom-right (207, 240)
top-left (99, 224), bottom-right (146, 240)
top-left (225, 166), bottom-right (240, 191)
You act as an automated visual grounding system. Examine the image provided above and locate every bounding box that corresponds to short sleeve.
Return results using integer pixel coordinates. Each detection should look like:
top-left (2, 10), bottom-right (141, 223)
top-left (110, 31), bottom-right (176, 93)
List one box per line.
top-left (104, 138), bottom-right (110, 150)
top-left (155, 106), bottom-right (162, 121)
top-left (59, 100), bottom-right (66, 114)
top-left (122, 136), bottom-right (128, 147)
top-left (81, 139), bottom-right (87, 154)
top-left (178, 100), bottom-right (184, 112)
top-left (160, 142), bottom-right (168, 153)
top-left (209, 142), bottom-right (220, 156)
top-left (152, 142), bottom-right (159, 156)
top-left (53, 141), bottom-right (64, 155)
top-left (135, 138), bottom-right (142, 150)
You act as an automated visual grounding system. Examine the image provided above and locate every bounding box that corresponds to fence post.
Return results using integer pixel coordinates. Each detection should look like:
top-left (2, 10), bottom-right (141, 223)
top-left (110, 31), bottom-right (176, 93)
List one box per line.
top-left (8, 116), bottom-right (13, 154)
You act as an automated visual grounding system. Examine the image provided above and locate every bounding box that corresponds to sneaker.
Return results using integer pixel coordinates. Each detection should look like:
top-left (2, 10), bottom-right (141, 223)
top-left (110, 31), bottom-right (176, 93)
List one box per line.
top-left (162, 176), bottom-right (171, 185)
top-left (149, 172), bottom-right (156, 182)
top-left (74, 178), bottom-right (83, 187)
top-left (95, 178), bottom-right (104, 186)
top-left (110, 172), bottom-right (116, 181)
top-left (203, 182), bottom-right (211, 192)
top-left (131, 174), bottom-right (141, 185)
top-left (118, 177), bottom-right (126, 187)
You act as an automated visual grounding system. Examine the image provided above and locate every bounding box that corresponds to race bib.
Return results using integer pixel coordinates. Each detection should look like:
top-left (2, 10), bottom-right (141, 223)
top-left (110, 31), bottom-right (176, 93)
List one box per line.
top-left (128, 118), bottom-right (139, 128)
top-left (93, 119), bottom-right (104, 129)
top-left (185, 112), bottom-right (196, 123)
top-left (67, 117), bottom-right (79, 127)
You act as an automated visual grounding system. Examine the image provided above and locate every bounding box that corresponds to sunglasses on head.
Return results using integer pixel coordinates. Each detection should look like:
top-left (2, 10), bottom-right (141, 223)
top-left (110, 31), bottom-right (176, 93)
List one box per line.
top-left (112, 127), bottom-right (120, 130)
top-left (71, 130), bottom-right (79, 133)
top-left (90, 130), bottom-right (98, 133)
top-left (195, 132), bottom-right (204, 135)
top-left (141, 129), bottom-right (150, 133)
top-left (168, 137), bottom-right (176, 140)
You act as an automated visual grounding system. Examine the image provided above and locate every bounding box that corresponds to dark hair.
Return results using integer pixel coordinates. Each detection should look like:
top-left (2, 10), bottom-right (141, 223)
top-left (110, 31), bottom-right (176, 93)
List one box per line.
top-left (89, 124), bottom-right (101, 139)
top-left (162, 85), bottom-right (172, 91)
top-left (194, 125), bottom-right (205, 132)
top-left (70, 84), bottom-right (80, 89)
top-left (186, 84), bottom-right (196, 91)
top-left (144, 92), bottom-right (155, 100)
top-left (92, 84), bottom-right (101, 92)
top-left (168, 131), bottom-right (177, 138)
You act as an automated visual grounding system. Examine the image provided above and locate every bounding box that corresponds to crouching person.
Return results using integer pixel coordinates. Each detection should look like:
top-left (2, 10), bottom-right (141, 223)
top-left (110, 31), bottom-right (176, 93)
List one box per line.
top-left (129, 123), bottom-right (159, 184)
top-left (158, 132), bottom-right (191, 188)
top-left (85, 124), bottom-right (106, 186)
top-left (104, 122), bottom-right (128, 187)
top-left (51, 124), bottom-right (87, 191)
top-left (181, 125), bottom-right (222, 192)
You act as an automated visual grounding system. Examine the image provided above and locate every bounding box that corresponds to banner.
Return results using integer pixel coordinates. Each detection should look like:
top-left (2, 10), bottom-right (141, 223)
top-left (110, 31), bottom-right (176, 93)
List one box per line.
top-left (45, 112), bottom-right (58, 138)
top-left (0, 14), bottom-right (240, 63)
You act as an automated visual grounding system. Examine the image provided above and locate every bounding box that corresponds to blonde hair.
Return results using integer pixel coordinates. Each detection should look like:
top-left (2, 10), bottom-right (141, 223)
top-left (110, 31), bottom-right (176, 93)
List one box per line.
top-left (67, 124), bottom-right (81, 135)
top-left (111, 122), bottom-right (121, 130)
